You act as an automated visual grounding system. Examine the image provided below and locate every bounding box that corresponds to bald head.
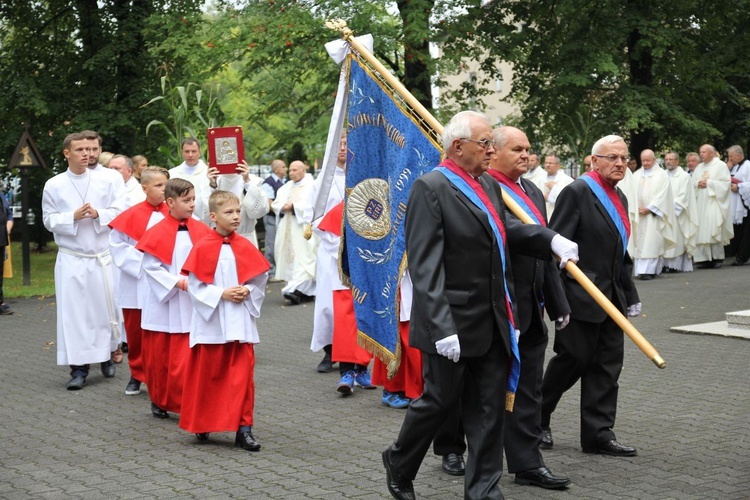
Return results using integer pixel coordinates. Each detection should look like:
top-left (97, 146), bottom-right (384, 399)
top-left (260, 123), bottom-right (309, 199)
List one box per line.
top-left (699, 144), bottom-right (717, 164)
top-left (288, 160), bottom-right (307, 182)
top-left (640, 149), bottom-right (656, 170)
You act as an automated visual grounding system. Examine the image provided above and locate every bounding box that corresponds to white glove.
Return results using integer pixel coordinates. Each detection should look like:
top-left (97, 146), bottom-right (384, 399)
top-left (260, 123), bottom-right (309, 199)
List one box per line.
top-left (551, 234), bottom-right (579, 269)
top-left (555, 314), bottom-right (570, 330)
top-left (435, 334), bottom-right (461, 362)
top-left (627, 302), bottom-right (642, 317)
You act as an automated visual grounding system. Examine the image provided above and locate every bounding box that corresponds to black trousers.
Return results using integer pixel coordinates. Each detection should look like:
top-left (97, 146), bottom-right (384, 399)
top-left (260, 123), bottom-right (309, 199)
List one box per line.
top-left (388, 335), bottom-right (507, 500)
top-left (732, 218), bottom-right (750, 263)
top-left (541, 316), bottom-right (623, 449)
top-left (504, 325), bottom-right (548, 473)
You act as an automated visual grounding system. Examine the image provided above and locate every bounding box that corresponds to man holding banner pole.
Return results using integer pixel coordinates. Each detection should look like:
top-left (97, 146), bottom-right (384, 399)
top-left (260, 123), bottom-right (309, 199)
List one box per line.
top-left (382, 111), bottom-right (578, 500)
top-left (540, 135), bottom-right (641, 457)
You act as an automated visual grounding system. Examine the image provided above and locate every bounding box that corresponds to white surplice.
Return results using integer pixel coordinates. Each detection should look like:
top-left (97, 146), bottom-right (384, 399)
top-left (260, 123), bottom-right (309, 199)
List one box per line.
top-left (303, 167), bottom-right (346, 352)
top-left (124, 177), bottom-right (146, 208)
top-left (42, 168), bottom-right (126, 365)
top-left (693, 158), bottom-right (733, 262)
top-left (544, 170), bottom-right (574, 217)
top-left (632, 166), bottom-right (676, 275)
top-left (664, 167), bottom-right (698, 271)
top-left (141, 232), bottom-right (195, 334)
top-left (272, 174), bottom-right (318, 296)
top-left (187, 245), bottom-right (268, 347)
top-left (522, 166), bottom-right (547, 193)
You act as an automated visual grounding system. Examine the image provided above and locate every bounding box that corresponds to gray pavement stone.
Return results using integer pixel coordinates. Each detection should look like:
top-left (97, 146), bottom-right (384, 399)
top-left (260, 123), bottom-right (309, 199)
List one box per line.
top-left (1, 266), bottom-right (750, 499)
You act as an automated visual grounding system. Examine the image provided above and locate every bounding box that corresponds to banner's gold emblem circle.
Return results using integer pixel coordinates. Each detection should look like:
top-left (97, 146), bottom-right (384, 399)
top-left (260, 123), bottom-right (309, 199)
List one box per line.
top-left (347, 179), bottom-right (391, 240)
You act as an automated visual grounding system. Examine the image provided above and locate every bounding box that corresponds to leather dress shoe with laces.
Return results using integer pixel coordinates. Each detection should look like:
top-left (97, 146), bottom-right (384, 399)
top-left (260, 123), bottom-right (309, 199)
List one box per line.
top-left (441, 453), bottom-right (465, 476)
top-left (583, 439), bottom-right (637, 456)
top-left (515, 466), bottom-right (571, 489)
top-left (540, 426), bottom-right (553, 449)
top-left (235, 430), bottom-right (261, 451)
top-left (382, 449), bottom-right (415, 500)
top-left (151, 402), bottom-right (169, 419)
top-left (66, 376), bottom-right (86, 390)
top-left (101, 360), bottom-right (116, 378)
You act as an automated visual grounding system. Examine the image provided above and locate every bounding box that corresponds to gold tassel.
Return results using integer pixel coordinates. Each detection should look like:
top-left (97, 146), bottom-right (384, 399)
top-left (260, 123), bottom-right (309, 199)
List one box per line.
top-left (505, 391), bottom-right (516, 412)
top-left (303, 223), bottom-right (313, 240)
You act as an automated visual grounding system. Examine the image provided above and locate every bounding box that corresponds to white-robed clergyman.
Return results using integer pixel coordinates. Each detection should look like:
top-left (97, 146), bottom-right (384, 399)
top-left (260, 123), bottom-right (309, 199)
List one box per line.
top-left (663, 152), bottom-right (698, 272)
top-left (631, 150), bottom-right (676, 279)
top-left (693, 144), bottom-right (733, 268)
top-left (42, 132), bottom-right (126, 390)
top-left (272, 161), bottom-right (318, 303)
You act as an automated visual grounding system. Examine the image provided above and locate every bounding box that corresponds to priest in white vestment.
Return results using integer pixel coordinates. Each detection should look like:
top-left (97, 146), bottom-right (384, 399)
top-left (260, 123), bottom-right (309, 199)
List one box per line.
top-left (42, 132), bottom-right (126, 390)
top-left (663, 152), bottom-right (698, 272)
top-left (726, 146), bottom-right (750, 266)
top-left (542, 154), bottom-right (574, 217)
top-left (631, 150), bottom-right (676, 279)
top-left (272, 161), bottom-right (318, 303)
top-left (522, 153), bottom-right (546, 192)
top-left (693, 144), bottom-right (733, 268)
top-left (169, 138), bottom-right (212, 224)
top-left (302, 135), bottom-right (347, 372)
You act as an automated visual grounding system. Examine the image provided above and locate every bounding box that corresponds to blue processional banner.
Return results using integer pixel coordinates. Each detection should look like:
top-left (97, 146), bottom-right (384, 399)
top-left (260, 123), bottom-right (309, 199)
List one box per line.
top-left (342, 55), bottom-right (442, 376)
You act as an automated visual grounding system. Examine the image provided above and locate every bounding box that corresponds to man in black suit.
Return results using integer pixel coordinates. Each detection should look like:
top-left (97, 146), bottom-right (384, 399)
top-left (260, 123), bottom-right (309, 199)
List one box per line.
top-left (487, 126), bottom-right (571, 489)
top-left (382, 111), bottom-right (578, 500)
top-left (540, 135), bottom-right (641, 457)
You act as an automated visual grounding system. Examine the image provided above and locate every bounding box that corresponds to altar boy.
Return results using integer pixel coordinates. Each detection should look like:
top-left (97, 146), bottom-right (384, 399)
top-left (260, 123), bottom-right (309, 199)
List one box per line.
top-left (180, 191), bottom-right (270, 451)
top-left (136, 178), bottom-right (212, 418)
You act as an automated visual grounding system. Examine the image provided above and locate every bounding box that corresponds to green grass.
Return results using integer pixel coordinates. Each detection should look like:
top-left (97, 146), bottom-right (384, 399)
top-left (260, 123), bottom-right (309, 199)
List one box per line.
top-left (4, 241), bottom-right (57, 298)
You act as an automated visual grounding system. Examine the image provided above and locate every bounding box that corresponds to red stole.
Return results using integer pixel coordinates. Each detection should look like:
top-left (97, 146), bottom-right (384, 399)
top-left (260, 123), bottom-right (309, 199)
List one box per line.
top-left (588, 170), bottom-right (631, 238)
top-left (136, 215), bottom-right (212, 265)
top-left (318, 201), bottom-right (344, 237)
top-left (182, 230), bottom-right (270, 285)
top-left (108, 201), bottom-right (169, 241)
top-left (442, 159), bottom-right (508, 251)
top-left (486, 169), bottom-right (547, 227)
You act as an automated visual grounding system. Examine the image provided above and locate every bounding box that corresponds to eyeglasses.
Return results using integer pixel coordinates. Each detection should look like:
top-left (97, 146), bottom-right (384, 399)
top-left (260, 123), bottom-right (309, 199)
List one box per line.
top-left (461, 138), bottom-right (495, 149)
top-left (593, 154), bottom-right (629, 163)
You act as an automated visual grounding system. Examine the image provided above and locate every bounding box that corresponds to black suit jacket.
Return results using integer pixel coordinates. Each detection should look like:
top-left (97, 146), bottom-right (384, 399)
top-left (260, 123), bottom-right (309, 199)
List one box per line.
top-left (549, 178), bottom-right (639, 323)
top-left (405, 170), bottom-right (557, 358)
top-left (508, 179), bottom-right (569, 334)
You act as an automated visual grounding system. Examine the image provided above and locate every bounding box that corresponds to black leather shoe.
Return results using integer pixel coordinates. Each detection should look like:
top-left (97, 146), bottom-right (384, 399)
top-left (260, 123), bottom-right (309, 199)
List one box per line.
top-left (66, 376), bottom-right (86, 390)
top-left (121, 342), bottom-right (129, 353)
top-left (196, 433), bottom-right (209, 441)
top-left (638, 274), bottom-right (653, 280)
top-left (283, 291), bottom-right (302, 305)
top-left (441, 453), bottom-right (465, 476)
top-left (540, 426), bottom-right (553, 449)
top-left (101, 360), bottom-right (116, 378)
top-left (235, 430), bottom-right (261, 451)
top-left (515, 466), bottom-right (571, 489)
top-left (711, 260), bottom-right (723, 269)
top-left (151, 402), bottom-right (169, 419)
top-left (382, 449), bottom-right (415, 500)
top-left (583, 439), bottom-right (637, 456)
top-left (317, 351), bottom-right (333, 373)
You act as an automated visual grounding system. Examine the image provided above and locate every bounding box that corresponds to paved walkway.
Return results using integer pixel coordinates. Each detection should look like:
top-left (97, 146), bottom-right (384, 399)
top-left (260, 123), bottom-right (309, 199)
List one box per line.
top-left (1, 264), bottom-right (749, 499)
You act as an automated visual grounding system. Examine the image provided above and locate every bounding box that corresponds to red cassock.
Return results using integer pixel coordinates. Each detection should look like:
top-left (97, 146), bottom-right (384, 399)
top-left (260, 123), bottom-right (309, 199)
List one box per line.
top-left (179, 230), bottom-right (269, 434)
top-left (179, 342), bottom-right (256, 433)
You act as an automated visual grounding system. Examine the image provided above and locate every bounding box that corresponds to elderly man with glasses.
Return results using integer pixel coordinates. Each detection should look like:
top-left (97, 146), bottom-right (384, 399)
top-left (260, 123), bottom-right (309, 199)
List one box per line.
top-left (539, 135), bottom-right (642, 458)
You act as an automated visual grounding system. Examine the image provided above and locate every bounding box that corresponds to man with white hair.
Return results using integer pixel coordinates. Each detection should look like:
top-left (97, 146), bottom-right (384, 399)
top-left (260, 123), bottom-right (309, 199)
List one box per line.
top-left (541, 135), bottom-right (641, 458)
top-left (726, 145), bottom-right (750, 266)
top-left (631, 149), bottom-right (675, 279)
top-left (693, 144), bottom-right (732, 269)
top-left (109, 154), bottom-right (146, 208)
top-left (663, 151), bottom-right (698, 272)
